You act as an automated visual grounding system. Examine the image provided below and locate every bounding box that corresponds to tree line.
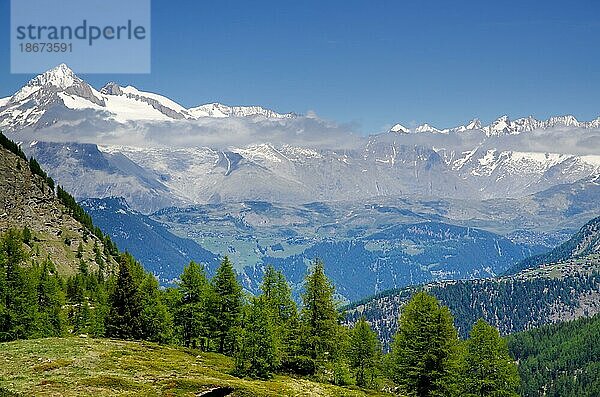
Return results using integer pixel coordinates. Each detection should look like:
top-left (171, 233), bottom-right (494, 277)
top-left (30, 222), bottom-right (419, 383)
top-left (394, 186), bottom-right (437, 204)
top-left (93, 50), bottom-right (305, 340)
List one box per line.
top-left (0, 227), bottom-right (521, 395)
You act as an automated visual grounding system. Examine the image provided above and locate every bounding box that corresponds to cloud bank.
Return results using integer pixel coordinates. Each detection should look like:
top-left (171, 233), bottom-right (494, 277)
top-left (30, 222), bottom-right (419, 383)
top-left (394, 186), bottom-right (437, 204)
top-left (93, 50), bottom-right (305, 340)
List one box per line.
top-left (15, 107), bottom-right (600, 156)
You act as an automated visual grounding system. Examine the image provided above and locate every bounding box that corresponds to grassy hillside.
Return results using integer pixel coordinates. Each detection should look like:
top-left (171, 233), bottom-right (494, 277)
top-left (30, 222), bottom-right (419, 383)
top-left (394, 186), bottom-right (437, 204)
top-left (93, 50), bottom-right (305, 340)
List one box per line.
top-left (0, 338), bottom-right (392, 397)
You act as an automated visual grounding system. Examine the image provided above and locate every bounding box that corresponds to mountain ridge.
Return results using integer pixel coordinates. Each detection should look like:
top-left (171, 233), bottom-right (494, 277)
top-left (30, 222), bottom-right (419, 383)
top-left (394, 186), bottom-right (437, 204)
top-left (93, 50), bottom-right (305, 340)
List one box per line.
top-left (391, 113), bottom-right (600, 136)
top-left (0, 64), bottom-right (296, 131)
top-left (505, 215), bottom-right (600, 275)
top-left (3, 64), bottom-right (600, 137)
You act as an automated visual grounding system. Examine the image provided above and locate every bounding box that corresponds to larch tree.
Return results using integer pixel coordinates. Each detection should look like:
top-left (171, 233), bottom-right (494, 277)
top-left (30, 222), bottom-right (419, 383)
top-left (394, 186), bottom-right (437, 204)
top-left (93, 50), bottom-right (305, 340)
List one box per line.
top-left (261, 265), bottom-right (296, 326)
top-left (388, 291), bottom-right (460, 397)
top-left (300, 259), bottom-right (340, 368)
top-left (209, 256), bottom-right (243, 354)
top-left (139, 273), bottom-right (172, 343)
top-left (462, 319), bottom-right (520, 397)
top-left (177, 261), bottom-right (210, 349)
top-left (235, 296), bottom-right (279, 379)
top-left (348, 317), bottom-right (381, 387)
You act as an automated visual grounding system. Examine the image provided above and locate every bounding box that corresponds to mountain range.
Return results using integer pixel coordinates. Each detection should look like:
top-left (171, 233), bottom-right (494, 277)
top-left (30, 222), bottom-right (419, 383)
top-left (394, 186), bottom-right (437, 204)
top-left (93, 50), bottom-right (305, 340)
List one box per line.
top-left (3, 64), bottom-right (599, 213)
top-left (2, 64), bottom-right (599, 302)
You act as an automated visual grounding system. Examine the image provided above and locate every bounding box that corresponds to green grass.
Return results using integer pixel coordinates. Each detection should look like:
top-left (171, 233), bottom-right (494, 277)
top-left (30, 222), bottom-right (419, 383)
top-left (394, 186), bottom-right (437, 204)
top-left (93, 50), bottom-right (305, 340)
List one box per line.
top-left (0, 337), bottom-right (392, 396)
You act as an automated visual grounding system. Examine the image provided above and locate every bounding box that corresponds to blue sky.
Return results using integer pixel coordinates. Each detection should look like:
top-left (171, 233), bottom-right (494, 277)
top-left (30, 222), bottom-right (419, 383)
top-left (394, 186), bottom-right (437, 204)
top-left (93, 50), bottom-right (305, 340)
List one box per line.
top-left (1, 0), bottom-right (599, 133)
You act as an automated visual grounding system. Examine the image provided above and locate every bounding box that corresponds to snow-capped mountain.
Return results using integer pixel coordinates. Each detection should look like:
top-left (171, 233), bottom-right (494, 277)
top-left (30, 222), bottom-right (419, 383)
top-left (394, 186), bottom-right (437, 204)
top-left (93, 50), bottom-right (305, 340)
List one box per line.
top-left (390, 114), bottom-right (600, 136)
top-left (0, 64), bottom-right (295, 131)
top-left (389, 123), bottom-right (410, 133)
top-left (2, 64), bottom-right (600, 214)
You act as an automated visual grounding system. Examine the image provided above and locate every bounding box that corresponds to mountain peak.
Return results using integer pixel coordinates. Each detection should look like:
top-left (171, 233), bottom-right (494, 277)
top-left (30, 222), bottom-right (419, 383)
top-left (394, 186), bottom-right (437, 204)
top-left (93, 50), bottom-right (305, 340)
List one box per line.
top-left (29, 63), bottom-right (78, 90)
top-left (466, 118), bottom-right (482, 130)
top-left (547, 114), bottom-right (580, 127)
top-left (389, 123), bottom-right (410, 133)
top-left (484, 115), bottom-right (512, 136)
top-left (100, 82), bottom-right (123, 95)
top-left (415, 123), bottom-right (445, 133)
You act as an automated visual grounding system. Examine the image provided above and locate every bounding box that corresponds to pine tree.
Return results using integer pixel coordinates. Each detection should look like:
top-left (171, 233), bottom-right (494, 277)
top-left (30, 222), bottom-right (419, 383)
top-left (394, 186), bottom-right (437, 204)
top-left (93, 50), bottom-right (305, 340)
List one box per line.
top-left (208, 256), bottom-right (242, 354)
top-left (235, 296), bottom-right (279, 379)
top-left (105, 254), bottom-right (143, 340)
top-left (348, 317), bottom-right (381, 387)
top-left (299, 260), bottom-right (340, 369)
top-left (463, 319), bottom-right (520, 397)
top-left (388, 291), bottom-right (460, 397)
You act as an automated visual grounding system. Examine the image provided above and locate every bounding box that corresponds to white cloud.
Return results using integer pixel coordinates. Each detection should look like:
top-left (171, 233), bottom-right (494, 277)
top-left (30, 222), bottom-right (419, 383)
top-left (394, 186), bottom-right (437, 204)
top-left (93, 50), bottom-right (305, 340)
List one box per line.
top-left (16, 112), bottom-right (366, 150)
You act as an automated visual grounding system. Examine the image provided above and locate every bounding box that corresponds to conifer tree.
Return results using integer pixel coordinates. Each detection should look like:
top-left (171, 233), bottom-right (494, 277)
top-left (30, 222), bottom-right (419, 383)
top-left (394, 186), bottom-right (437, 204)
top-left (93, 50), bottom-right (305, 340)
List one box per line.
top-left (0, 229), bottom-right (38, 341)
top-left (260, 265), bottom-right (298, 363)
top-left (208, 256), bottom-right (242, 354)
top-left (88, 273), bottom-right (109, 337)
top-left (22, 226), bottom-right (31, 246)
top-left (235, 296), bottom-right (279, 379)
top-left (462, 319), bottom-right (520, 397)
top-left (300, 260), bottom-right (340, 369)
top-left (76, 242), bottom-right (84, 259)
top-left (348, 317), bottom-right (381, 387)
top-left (388, 291), bottom-right (460, 397)
top-left (139, 273), bottom-right (172, 343)
top-left (105, 254), bottom-right (143, 340)
top-left (177, 261), bottom-right (210, 348)
top-left (261, 265), bottom-right (296, 325)
top-left (35, 259), bottom-right (65, 337)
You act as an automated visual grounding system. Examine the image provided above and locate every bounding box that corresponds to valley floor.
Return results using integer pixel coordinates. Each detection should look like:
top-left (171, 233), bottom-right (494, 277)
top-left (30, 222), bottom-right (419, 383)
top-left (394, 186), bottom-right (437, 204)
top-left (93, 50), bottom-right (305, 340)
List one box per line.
top-left (0, 338), bottom-right (390, 397)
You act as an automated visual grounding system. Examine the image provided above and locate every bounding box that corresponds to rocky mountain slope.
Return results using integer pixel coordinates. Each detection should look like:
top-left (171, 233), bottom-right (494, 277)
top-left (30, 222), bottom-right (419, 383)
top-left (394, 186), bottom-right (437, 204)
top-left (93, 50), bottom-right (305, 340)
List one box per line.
top-left (0, 140), bottom-right (117, 275)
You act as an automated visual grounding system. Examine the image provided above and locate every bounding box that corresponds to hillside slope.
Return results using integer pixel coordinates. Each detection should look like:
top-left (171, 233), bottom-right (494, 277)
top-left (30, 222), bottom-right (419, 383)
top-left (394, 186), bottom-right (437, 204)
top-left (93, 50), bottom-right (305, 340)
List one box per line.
top-left (0, 143), bottom-right (116, 275)
top-left (508, 314), bottom-right (600, 396)
top-left (80, 197), bottom-right (220, 281)
top-left (506, 215), bottom-right (600, 274)
top-left (0, 338), bottom-right (390, 397)
top-left (345, 254), bottom-right (600, 349)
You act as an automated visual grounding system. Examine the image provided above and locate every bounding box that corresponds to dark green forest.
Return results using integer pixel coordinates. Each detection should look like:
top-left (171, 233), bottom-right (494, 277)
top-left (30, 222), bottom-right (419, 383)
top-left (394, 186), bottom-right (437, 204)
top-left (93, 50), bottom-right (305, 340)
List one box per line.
top-left (508, 314), bottom-right (600, 397)
top-left (346, 266), bottom-right (600, 345)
